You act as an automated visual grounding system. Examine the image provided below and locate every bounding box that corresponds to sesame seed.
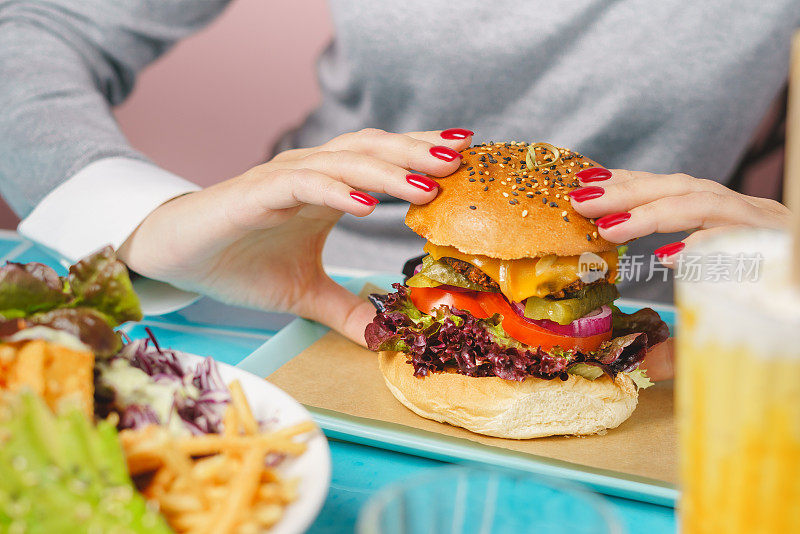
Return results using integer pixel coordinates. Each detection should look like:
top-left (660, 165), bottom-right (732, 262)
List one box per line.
top-left (522, 210), bottom-right (528, 217)
top-left (561, 210), bottom-right (567, 217)
top-left (592, 231), bottom-right (598, 238)
top-left (502, 192), bottom-right (509, 198)
top-left (512, 185), bottom-right (517, 190)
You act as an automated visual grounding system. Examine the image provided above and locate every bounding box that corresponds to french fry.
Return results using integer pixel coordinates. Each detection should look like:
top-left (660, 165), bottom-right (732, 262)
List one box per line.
top-left (228, 380), bottom-right (258, 435)
top-left (206, 446), bottom-right (265, 534)
top-left (121, 396), bottom-right (314, 533)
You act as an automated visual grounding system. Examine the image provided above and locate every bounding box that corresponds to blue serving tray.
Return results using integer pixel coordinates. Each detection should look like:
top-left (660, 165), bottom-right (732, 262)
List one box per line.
top-left (239, 274), bottom-right (678, 508)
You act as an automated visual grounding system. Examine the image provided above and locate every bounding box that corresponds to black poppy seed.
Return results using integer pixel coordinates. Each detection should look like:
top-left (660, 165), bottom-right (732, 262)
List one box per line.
top-left (469, 151), bottom-right (476, 155)
top-left (550, 165), bottom-right (556, 170)
top-left (512, 191), bottom-right (518, 196)
top-left (469, 205), bottom-right (477, 210)
top-left (587, 234), bottom-right (592, 241)
top-left (467, 166), bottom-right (473, 171)
top-left (542, 197), bottom-right (548, 204)
top-left (518, 187), bottom-right (525, 191)
top-left (525, 182), bottom-right (533, 188)
top-left (484, 186), bottom-right (489, 191)
top-left (469, 178), bottom-right (476, 182)
top-left (550, 202), bottom-right (558, 207)
top-left (535, 190), bottom-right (542, 195)
top-left (479, 178), bottom-right (485, 183)
top-left (496, 151), bottom-right (501, 156)
top-left (542, 170), bottom-right (549, 175)
top-left (526, 193), bottom-right (534, 198)
top-left (563, 215), bottom-right (570, 222)
top-left (469, 171), bottom-right (475, 176)
top-left (509, 200), bottom-right (518, 205)
top-left (488, 178), bottom-right (495, 182)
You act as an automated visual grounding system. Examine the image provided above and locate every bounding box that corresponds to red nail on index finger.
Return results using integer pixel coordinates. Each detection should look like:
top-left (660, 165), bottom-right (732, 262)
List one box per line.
top-left (596, 212), bottom-right (631, 229)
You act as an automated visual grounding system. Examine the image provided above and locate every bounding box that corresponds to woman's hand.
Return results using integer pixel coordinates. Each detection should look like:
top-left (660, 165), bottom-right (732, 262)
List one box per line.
top-left (118, 128), bottom-right (473, 343)
top-left (568, 167), bottom-right (789, 380)
top-left (567, 167), bottom-right (789, 261)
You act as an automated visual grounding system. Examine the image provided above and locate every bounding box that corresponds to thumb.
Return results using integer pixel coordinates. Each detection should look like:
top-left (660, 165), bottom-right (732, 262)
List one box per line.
top-left (639, 338), bottom-right (674, 381)
top-left (296, 276), bottom-right (376, 347)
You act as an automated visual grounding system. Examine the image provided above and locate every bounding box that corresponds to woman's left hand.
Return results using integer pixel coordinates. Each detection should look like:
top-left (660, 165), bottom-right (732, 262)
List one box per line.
top-left (567, 168), bottom-right (789, 261)
top-left (568, 167), bottom-right (790, 380)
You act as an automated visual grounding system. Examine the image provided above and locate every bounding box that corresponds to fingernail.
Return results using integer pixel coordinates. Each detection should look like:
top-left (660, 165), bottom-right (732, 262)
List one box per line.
top-left (430, 146), bottom-right (462, 162)
top-left (568, 186), bottom-right (604, 202)
top-left (350, 191), bottom-right (379, 206)
top-left (440, 128), bottom-right (474, 140)
top-left (406, 174), bottom-right (438, 192)
top-left (576, 167), bottom-right (612, 182)
top-left (654, 242), bottom-right (686, 259)
top-left (596, 212), bottom-right (631, 229)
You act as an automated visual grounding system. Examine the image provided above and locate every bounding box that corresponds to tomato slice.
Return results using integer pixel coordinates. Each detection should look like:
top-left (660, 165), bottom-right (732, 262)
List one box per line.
top-left (407, 286), bottom-right (488, 320)
top-left (408, 286), bottom-right (610, 352)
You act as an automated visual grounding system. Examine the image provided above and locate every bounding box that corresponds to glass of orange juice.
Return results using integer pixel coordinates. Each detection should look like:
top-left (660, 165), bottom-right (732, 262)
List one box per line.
top-left (675, 228), bottom-right (800, 534)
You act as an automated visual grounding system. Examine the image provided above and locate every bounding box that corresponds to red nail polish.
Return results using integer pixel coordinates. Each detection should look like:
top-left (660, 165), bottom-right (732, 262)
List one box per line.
top-left (568, 186), bottom-right (604, 202)
top-left (350, 191), bottom-right (379, 206)
top-left (654, 242), bottom-right (686, 258)
top-left (576, 167), bottom-right (612, 182)
top-left (596, 212), bottom-right (631, 229)
top-left (430, 146), bottom-right (462, 162)
top-left (406, 174), bottom-right (437, 192)
top-left (440, 128), bottom-right (474, 140)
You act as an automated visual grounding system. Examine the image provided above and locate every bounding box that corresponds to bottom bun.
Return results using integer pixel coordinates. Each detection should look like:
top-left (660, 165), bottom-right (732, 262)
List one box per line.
top-left (378, 351), bottom-right (638, 439)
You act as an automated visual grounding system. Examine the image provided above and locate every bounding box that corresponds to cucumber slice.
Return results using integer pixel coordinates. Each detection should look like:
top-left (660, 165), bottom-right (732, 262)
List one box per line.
top-left (524, 283), bottom-right (619, 325)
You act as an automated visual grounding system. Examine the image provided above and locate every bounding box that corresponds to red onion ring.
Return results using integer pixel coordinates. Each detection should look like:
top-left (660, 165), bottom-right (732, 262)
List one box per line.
top-left (510, 302), bottom-right (612, 337)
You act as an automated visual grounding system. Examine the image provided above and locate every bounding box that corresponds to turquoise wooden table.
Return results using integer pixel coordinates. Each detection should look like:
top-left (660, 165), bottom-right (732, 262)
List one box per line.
top-left (0, 233), bottom-right (676, 533)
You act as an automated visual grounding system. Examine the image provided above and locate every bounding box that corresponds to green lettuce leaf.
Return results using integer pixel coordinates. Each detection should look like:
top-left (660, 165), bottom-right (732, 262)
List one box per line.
top-left (624, 368), bottom-right (654, 389)
top-left (68, 246), bottom-right (142, 324)
top-left (0, 263), bottom-right (67, 318)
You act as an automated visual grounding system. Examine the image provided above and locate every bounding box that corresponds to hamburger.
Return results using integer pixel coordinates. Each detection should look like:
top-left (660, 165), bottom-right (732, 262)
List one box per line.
top-left (365, 142), bottom-right (669, 439)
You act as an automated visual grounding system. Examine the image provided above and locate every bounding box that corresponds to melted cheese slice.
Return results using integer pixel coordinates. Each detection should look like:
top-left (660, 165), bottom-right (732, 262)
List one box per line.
top-left (424, 242), bottom-right (618, 301)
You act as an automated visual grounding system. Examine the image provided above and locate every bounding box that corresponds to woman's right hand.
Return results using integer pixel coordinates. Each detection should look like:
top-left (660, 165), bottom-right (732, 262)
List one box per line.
top-left (118, 128), bottom-right (474, 343)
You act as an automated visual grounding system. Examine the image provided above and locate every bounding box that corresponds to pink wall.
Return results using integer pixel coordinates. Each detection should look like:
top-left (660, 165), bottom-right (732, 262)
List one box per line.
top-left (0, 0), bottom-right (333, 229)
top-left (114, 0), bottom-right (333, 187)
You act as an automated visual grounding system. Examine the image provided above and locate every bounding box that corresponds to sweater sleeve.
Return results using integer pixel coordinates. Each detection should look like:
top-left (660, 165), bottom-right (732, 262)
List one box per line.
top-left (0, 0), bottom-right (229, 217)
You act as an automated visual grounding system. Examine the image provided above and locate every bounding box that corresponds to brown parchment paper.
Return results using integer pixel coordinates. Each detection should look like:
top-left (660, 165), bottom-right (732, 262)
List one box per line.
top-left (268, 286), bottom-right (677, 484)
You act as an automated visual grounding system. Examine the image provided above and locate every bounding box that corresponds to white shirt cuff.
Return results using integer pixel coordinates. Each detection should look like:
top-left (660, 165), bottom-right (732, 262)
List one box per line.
top-left (18, 157), bottom-right (203, 316)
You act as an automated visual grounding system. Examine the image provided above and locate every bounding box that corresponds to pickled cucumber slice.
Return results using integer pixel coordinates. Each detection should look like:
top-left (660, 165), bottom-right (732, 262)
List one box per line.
top-left (524, 283), bottom-right (619, 325)
top-left (406, 255), bottom-right (487, 291)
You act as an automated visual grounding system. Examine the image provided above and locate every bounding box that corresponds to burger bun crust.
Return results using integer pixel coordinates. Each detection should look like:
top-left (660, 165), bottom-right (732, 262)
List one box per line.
top-left (378, 351), bottom-right (638, 439)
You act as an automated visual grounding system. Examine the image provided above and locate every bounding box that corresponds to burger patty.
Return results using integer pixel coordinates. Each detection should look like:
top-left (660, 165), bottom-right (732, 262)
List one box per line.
top-left (442, 257), bottom-right (500, 291)
top-left (442, 256), bottom-right (603, 298)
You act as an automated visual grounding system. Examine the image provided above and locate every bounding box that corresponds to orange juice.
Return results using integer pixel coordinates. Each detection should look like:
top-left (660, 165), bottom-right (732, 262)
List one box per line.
top-left (676, 229), bottom-right (800, 534)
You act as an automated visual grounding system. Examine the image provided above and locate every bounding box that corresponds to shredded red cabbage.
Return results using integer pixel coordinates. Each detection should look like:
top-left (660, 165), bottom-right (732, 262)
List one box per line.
top-left (108, 328), bottom-right (232, 435)
top-left (365, 284), bottom-right (665, 382)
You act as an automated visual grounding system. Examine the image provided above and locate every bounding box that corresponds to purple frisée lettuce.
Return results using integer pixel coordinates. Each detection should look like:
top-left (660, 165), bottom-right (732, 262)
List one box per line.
top-left (365, 284), bottom-right (667, 383)
top-left (97, 328), bottom-right (232, 436)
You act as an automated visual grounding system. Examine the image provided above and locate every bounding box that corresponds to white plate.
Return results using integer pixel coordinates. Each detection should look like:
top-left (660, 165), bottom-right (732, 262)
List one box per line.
top-left (179, 353), bottom-right (331, 534)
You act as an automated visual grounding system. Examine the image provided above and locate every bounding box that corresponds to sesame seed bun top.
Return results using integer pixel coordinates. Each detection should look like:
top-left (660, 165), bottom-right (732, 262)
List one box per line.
top-left (405, 141), bottom-right (617, 259)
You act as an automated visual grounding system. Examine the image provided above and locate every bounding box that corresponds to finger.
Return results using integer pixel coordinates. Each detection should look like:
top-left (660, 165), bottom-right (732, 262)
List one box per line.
top-left (654, 224), bottom-right (756, 268)
top-left (404, 129), bottom-right (474, 150)
top-left (319, 128), bottom-right (467, 177)
top-left (639, 338), bottom-right (674, 381)
top-left (295, 277), bottom-right (377, 346)
top-left (592, 191), bottom-right (785, 244)
top-left (231, 168), bottom-right (379, 230)
top-left (284, 149), bottom-right (442, 205)
top-left (569, 173), bottom-right (734, 219)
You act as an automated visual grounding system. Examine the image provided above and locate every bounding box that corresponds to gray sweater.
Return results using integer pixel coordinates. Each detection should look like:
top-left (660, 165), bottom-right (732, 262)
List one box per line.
top-left (1, 0), bottom-right (798, 301)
